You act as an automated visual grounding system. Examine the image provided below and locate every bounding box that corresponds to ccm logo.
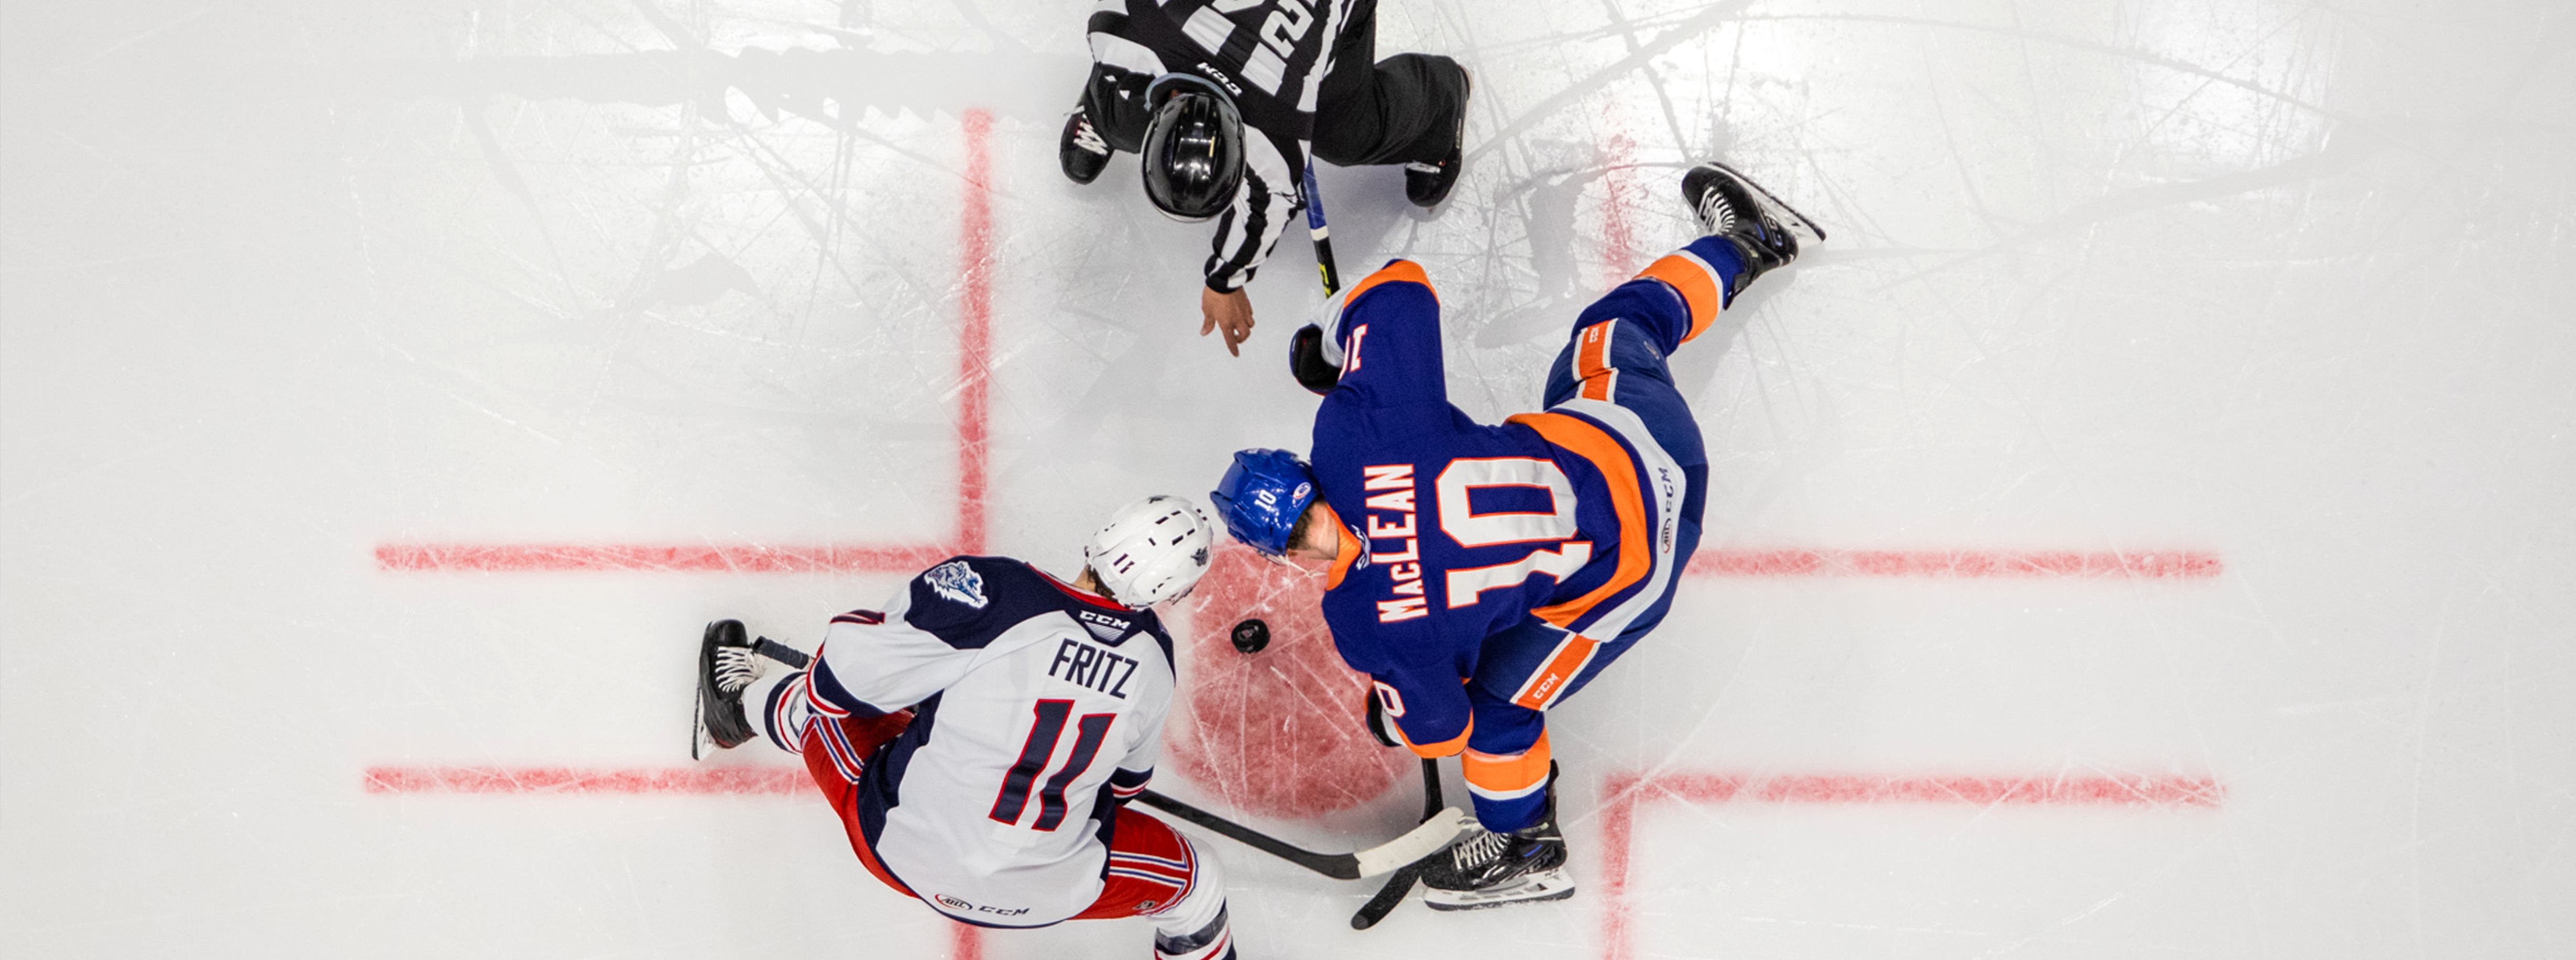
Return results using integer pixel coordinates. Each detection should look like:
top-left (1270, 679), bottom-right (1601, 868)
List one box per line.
top-left (934, 893), bottom-right (1029, 917)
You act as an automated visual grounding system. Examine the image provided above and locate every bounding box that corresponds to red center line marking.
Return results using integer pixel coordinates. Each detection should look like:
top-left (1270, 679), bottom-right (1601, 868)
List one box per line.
top-left (1686, 548), bottom-right (2223, 579)
top-left (1596, 770), bottom-right (2223, 960)
top-left (364, 764), bottom-right (808, 796)
top-left (375, 544), bottom-right (2227, 578)
top-left (366, 767), bottom-right (2223, 803)
top-left (955, 108), bottom-right (993, 557)
top-left (371, 543), bottom-right (955, 573)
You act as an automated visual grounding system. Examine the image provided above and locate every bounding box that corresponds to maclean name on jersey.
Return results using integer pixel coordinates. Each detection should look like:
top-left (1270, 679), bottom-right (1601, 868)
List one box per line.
top-left (1360, 463), bottom-right (1429, 623)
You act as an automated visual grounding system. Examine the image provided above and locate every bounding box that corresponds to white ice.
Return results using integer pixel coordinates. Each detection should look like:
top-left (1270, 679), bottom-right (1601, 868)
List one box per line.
top-left (3, 1), bottom-right (2571, 958)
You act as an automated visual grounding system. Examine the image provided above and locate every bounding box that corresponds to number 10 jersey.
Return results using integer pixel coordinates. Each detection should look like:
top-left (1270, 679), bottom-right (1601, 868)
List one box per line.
top-left (1307, 260), bottom-right (1697, 760)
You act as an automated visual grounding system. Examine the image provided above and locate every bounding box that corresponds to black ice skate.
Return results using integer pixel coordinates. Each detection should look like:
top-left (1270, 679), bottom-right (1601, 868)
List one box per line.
top-left (690, 619), bottom-right (762, 759)
top-left (1060, 104), bottom-right (1112, 185)
top-left (1682, 160), bottom-right (1826, 294)
top-left (1404, 69), bottom-right (1470, 208)
top-left (1420, 768), bottom-right (1576, 910)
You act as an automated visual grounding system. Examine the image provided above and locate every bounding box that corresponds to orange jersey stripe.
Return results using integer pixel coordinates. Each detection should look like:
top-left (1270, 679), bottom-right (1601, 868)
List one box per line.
top-left (1580, 367), bottom-right (1618, 401)
top-left (1343, 259), bottom-right (1437, 311)
top-left (1575, 321), bottom-right (1617, 401)
top-left (1636, 251), bottom-right (1725, 343)
top-left (1463, 731), bottom-right (1554, 795)
top-left (1503, 411), bottom-right (1652, 631)
top-left (1577, 322), bottom-right (1613, 377)
top-left (1403, 718), bottom-right (1472, 759)
top-left (1511, 632), bottom-right (1600, 710)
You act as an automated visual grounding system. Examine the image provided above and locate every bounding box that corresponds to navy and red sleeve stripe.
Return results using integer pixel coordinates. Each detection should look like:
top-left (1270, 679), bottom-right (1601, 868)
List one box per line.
top-left (807, 653), bottom-right (891, 719)
top-left (1108, 766), bottom-right (1153, 801)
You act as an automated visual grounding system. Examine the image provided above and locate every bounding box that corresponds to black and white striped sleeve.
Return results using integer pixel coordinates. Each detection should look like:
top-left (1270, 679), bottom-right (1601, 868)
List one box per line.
top-left (1083, 0), bottom-right (1163, 151)
top-left (1203, 131), bottom-right (1303, 293)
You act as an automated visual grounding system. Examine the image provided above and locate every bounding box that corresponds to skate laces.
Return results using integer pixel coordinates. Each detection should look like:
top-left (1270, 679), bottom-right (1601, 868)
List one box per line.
top-left (1451, 827), bottom-right (1511, 869)
top-left (1696, 186), bottom-right (1739, 236)
top-left (1070, 111), bottom-right (1109, 155)
top-left (712, 645), bottom-right (765, 694)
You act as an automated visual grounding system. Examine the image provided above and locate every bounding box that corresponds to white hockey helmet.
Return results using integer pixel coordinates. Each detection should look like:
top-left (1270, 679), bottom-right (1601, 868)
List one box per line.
top-left (1083, 495), bottom-right (1216, 609)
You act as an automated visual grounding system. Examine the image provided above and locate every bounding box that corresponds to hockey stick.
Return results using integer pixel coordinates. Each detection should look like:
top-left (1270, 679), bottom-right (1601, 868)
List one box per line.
top-left (1302, 160), bottom-right (1341, 294)
top-left (1350, 758), bottom-right (1444, 929)
top-left (1133, 788), bottom-right (1468, 881)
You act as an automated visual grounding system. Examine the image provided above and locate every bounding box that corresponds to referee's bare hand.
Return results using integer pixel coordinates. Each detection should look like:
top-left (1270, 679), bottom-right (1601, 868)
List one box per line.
top-left (1201, 285), bottom-right (1255, 356)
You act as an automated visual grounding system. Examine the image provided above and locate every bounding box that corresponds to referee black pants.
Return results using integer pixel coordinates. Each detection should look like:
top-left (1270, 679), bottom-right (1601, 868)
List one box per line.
top-left (1311, 0), bottom-right (1470, 167)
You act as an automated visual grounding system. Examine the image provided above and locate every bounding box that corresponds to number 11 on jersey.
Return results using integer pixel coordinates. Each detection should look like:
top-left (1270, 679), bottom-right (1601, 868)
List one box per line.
top-left (990, 700), bottom-right (1115, 832)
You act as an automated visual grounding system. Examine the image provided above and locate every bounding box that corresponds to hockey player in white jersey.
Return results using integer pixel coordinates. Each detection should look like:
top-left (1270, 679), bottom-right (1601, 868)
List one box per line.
top-left (693, 496), bottom-right (1240, 959)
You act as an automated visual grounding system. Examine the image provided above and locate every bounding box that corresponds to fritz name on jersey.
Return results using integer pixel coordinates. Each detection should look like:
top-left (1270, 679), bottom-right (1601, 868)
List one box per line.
top-left (1048, 635), bottom-right (1141, 699)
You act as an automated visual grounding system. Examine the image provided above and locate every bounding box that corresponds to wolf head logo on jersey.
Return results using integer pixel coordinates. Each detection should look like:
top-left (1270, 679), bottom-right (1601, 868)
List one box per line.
top-left (926, 560), bottom-right (988, 609)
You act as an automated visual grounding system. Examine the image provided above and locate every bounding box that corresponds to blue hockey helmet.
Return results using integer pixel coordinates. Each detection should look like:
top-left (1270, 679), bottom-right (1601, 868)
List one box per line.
top-left (1209, 448), bottom-right (1318, 557)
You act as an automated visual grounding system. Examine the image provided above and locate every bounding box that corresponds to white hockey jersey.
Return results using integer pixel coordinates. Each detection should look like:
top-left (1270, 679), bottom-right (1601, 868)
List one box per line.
top-left (806, 556), bottom-right (1177, 927)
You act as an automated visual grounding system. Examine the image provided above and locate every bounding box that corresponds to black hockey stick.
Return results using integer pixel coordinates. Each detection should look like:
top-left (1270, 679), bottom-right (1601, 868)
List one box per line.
top-left (1133, 788), bottom-right (1466, 881)
top-left (1303, 160), bottom-right (1341, 294)
top-left (1351, 758), bottom-right (1445, 929)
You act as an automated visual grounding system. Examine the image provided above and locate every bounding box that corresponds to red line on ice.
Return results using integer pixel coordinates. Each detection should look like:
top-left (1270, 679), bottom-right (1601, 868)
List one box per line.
top-left (363, 764), bottom-right (807, 796)
top-left (1595, 770), bottom-right (2224, 960)
top-left (1685, 548), bottom-right (2223, 579)
top-left (371, 542), bottom-right (955, 573)
top-left (375, 543), bottom-right (2228, 579)
top-left (956, 108), bottom-right (993, 556)
top-left (360, 767), bottom-right (2220, 803)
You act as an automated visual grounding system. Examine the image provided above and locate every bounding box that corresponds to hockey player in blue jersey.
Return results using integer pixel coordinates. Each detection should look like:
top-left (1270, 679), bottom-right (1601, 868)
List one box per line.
top-left (692, 497), bottom-right (1245, 960)
top-left (1209, 162), bottom-right (1823, 910)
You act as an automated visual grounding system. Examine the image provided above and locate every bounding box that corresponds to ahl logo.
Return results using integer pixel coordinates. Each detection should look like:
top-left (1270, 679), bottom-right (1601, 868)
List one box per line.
top-left (932, 892), bottom-right (1029, 918)
top-left (926, 560), bottom-right (988, 609)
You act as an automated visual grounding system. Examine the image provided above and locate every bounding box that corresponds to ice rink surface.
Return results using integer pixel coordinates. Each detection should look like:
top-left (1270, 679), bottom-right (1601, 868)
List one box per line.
top-left (4, 1), bottom-right (2571, 957)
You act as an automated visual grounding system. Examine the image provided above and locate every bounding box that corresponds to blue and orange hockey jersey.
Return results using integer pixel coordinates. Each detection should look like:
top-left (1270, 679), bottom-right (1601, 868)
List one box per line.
top-left (1306, 261), bottom-right (1695, 759)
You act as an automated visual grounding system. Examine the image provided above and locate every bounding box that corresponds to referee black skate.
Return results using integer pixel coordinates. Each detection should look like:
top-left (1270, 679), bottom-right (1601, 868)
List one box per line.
top-left (1058, 0), bottom-right (1472, 357)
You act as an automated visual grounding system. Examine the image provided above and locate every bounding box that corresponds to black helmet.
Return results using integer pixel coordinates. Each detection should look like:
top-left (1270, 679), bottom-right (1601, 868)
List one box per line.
top-left (1139, 75), bottom-right (1245, 222)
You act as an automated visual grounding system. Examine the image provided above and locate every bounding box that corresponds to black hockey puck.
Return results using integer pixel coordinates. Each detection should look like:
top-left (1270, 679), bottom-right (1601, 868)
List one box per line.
top-left (1230, 618), bottom-right (1270, 654)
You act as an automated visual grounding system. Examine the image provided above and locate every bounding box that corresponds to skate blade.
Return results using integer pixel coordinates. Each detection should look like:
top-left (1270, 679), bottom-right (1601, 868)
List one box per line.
top-left (1706, 160), bottom-right (1828, 244)
top-left (1421, 871), bottom-right (1578, 911)
top-left (690, 686), bottom-right (710, 761)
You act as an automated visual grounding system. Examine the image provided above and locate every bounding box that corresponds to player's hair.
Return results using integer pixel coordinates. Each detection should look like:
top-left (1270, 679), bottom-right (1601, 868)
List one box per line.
top-left (1083, 562), bottom-right (1122, 605)
top-left (1284, 504), bottom-right (1316, 555)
